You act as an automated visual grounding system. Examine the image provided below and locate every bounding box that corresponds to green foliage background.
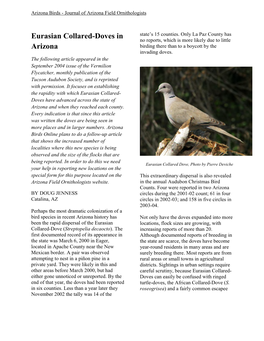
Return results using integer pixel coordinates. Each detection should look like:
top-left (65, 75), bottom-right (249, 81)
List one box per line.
top-left (140, 67), bottom-right (252, 155)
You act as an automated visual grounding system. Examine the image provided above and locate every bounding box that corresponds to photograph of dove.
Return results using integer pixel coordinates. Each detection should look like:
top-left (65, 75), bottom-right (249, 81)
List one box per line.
top-left (155, 82), bottom-right (243, 143)
top-left (140, 67), bottom-right (252, 156)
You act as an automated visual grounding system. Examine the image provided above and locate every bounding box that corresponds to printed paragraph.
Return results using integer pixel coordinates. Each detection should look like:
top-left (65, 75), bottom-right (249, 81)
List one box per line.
top-left (140, 31), bottom-right (232, 55)
top-left (139, 214), bottom-right (233, 292)
top-left (31, 208), bottom-right (124, 296)
top-left (140, 172), bottom-right (232, 208)
top-left (31, 56), bottom-right (123, 185)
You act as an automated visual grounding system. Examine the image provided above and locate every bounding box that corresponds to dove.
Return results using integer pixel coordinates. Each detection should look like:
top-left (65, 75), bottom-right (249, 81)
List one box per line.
top-left (155, 82), bottom-right (243, 143)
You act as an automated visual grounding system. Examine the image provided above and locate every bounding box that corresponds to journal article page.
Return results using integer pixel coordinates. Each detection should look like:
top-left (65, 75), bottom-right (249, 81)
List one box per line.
top-left (2, 1), bottom-right (263, 340)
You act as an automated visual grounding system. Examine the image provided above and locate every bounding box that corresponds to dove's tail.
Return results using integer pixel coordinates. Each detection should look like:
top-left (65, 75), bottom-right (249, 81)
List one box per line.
top-left (207, 126), bottom-right (243, 143)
